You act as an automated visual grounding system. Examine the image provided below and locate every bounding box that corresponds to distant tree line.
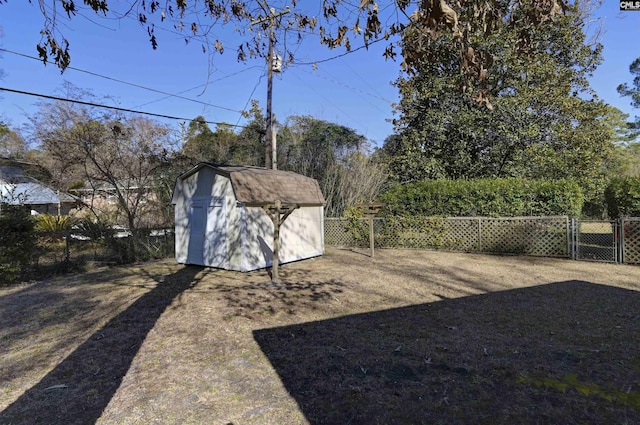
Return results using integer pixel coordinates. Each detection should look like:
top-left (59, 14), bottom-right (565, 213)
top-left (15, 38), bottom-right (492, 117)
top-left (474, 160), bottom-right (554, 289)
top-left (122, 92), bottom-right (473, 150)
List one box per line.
top-left (1, 82), bottom-right (386, 229)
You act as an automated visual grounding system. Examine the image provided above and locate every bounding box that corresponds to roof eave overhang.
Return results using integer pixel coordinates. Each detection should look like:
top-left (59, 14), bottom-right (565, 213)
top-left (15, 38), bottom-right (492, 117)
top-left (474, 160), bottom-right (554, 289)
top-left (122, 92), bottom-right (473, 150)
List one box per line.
top-left (177, 162), bottom-right (230, 181)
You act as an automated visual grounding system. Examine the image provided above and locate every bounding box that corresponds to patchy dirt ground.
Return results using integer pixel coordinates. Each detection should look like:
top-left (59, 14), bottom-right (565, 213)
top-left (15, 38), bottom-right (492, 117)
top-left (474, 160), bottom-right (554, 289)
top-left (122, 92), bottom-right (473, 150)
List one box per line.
top-left (3, 248), bottom-right (640, 424)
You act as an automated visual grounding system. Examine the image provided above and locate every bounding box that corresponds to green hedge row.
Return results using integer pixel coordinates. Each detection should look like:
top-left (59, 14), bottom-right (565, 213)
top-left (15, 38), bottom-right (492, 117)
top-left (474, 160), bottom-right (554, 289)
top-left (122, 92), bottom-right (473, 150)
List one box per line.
top-left (605, 177), bottom-right (640, 218)
top-left (380, 178), bottom-right (583, 217)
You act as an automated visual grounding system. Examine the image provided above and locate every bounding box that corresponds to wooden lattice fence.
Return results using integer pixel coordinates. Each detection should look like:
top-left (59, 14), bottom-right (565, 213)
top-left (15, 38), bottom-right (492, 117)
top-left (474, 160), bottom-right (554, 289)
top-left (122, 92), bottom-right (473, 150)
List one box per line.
top-left (325, 219), bottom-right (360, 247)
top-left (325, 216), bottom-right (570, 258)
top-left (622, 218), bottom-right (640, 264)
top-left (480, 217), bottom-right (569, 257)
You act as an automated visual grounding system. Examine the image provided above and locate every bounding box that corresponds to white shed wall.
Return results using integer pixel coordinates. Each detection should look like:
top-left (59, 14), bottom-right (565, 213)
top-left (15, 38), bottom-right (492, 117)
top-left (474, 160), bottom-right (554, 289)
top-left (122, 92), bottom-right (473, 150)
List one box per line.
top-left (173, 166), bottom-right (324, 271)
top-left (173, 168), bottom-right (238, 267)
top-left (240, 205), bottom-right (324, 272)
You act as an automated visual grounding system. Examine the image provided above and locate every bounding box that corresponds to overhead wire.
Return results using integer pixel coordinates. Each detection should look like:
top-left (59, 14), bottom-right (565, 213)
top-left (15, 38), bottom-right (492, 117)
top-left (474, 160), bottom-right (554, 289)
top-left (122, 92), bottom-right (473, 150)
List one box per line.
top-left (6, 4), bottom-right (405, 141)
top-left (290, 36), bottom-right (388, 66)
top-left (295, 66), bottom-right (395, 105)
top-left (235, 67), bottom-right (268, 129)
top-left (131, 66), bottom-right (263, 109)
top-left (288, 72), bottom-right (369, 133)
top-left (0, 86), bottom-right (247, 128)
top-left (0, 48), bottom-right (243, 114)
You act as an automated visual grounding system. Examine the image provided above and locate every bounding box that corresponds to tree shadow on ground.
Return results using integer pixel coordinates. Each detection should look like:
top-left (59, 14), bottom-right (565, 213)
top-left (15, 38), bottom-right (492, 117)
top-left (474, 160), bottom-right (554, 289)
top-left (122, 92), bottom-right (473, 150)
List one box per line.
top-left (192, 267), bottom-right (345, 319)
top-left (254, 280), bottom-right (640, 425)
top-left (0, 264), bottom-right (204, 425)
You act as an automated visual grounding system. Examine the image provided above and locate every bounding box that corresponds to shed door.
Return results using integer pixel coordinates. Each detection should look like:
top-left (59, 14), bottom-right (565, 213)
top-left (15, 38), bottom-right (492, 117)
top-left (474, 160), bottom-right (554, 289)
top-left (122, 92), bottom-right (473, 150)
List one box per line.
top-left (187, 197), bottom-right (227, 267)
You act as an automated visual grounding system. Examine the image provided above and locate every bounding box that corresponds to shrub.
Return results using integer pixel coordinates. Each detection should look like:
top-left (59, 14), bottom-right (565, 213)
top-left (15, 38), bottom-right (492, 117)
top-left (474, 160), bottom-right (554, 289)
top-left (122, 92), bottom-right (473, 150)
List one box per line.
top-left (35, 214), bottom-right (77, 240)
top-left (380, 178), bottom-right (583, 217)
top-left (605, 177), bottom-right (640, 218)
top-left (342, 206), bottom-right (369, 247)
top-left (0, 204), bottom-right (37, 285)
top-left (74, 217), bottom-right (114, 240)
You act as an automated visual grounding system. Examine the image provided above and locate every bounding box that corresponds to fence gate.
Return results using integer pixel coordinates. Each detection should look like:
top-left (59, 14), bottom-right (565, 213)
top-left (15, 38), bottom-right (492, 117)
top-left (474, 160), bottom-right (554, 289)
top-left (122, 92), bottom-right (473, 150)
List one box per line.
top-left (574, 220), bottom-right (618, 263)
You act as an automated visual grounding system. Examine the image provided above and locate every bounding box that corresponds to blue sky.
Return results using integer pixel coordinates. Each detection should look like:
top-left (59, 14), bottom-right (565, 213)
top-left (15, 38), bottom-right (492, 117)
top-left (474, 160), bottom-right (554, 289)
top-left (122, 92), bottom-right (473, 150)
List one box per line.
top-left (589, 2), bottom-right (640, 119)
top-left (0, 1), bottom-right (638, 150)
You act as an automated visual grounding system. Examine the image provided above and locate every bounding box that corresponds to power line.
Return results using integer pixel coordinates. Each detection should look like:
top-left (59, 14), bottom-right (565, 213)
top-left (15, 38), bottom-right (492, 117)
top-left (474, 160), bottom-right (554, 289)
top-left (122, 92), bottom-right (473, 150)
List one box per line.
top-left (0, 86), bottom-right (246, 128)
top-left (236, 68), bottom-right (267, 129)
top-left (131, 66), bottom-right (263, 109)
top-left (344, 61), bottom-right (393, 100)
top-left (0, 47), bottom-right (244, 114)
top-left (296, 66), bottom-right (395, 105)
top-left (291, 36), bottom-right (388, 66)
top-left (288, 72), bottom-right (369, 132)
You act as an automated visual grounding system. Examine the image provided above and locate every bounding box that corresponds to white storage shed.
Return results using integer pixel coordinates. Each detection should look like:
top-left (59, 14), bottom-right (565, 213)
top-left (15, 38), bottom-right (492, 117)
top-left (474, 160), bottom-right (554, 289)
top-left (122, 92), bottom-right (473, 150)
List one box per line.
top-left (171, 163), bottom-right (325, 271)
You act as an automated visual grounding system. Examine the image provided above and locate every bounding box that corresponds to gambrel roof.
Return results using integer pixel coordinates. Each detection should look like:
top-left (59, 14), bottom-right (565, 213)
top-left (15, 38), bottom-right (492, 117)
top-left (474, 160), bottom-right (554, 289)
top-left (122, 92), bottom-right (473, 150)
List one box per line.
top-left (177, 163), bottom-right (325, 206)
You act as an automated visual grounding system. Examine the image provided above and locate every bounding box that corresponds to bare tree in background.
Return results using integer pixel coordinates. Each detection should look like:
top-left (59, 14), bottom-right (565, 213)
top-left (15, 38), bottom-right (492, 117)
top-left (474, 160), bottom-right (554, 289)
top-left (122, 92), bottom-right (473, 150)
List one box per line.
top-left (29, 83), bottom-right (178, 231)
top-left (278, 115), bottom-right (386, 217)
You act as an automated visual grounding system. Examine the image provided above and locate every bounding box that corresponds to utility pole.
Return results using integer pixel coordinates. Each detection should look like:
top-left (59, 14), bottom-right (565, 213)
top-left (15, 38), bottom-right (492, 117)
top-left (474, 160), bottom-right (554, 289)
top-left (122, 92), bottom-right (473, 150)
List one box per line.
top-left (251, 3), bottom-right (289, 169)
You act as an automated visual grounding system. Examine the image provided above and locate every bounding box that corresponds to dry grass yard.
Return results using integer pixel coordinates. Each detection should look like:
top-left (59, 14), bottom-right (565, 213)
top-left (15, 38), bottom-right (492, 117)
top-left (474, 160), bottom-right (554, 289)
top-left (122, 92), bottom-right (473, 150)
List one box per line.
top-left (3, 248), bottom-right (640, 424)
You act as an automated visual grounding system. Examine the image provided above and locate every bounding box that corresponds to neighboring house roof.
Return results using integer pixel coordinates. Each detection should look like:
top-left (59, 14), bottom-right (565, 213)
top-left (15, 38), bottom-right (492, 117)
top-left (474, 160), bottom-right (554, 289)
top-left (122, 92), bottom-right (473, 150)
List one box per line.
top-left (0, 165), bottom-right (38, 184)
top-left (70, 179), bottom-right (155, 193)
top-left (0, 164), bottom-right (79, 205)
top-left (0, 182), bottom-right (78, 205)
top-left (178, 163), bottom-right (325, 206)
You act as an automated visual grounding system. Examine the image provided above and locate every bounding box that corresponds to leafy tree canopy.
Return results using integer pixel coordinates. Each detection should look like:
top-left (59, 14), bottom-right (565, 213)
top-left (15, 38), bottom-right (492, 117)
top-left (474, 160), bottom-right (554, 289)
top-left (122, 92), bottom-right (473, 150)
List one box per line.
top-left (0, 121), bottom-right (8, 139)
top-left (0, 123), bottom-right (28, 159)
top-left (385, 0), bottom-right (613, 201)
top-left (618, 56), bottom-right (640, 139)
top-left (618, 57), bottom-right (640, 109)
top-left (277, 115), bottom-right (384, 216)
top-left (180, 116), bottom-right (239, 164)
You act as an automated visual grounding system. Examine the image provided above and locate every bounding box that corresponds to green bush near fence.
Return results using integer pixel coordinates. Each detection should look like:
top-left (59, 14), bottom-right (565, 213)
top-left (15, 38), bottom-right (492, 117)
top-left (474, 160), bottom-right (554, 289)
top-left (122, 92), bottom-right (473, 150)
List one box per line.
top-left (342, 206), bottom-right (370, 247)
top-left (605, 177), bottom-right (640, 218)
top-left (0, 204), bottom-right (38, 285)
top-left (380, 178), bottom-right (583, 217)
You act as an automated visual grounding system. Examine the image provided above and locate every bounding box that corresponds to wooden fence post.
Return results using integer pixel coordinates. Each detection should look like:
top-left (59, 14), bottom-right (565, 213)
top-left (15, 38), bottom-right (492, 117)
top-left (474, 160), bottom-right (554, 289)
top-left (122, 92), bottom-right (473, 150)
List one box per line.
top-left (272, 201), bottom-right (281, 282)
top-left (369, 217), bottom-right (375, 258)
top-left (354, 203), bottom-right (384, 258)
top-left (619, 218), bottom-right (625, 264)
top-left (264, 200), bottom-right (299, 284)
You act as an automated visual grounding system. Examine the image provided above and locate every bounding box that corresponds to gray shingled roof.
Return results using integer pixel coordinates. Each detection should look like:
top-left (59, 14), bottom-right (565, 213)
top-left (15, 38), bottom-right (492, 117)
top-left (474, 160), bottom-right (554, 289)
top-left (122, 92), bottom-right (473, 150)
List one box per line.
top-left (0, 182), bottom-right (78, 205)
top-left (0, 165), bottom-right (38, 184)
top-left (0, 165), bottom-right (79, 205)
top-left (180, 163), bottom-right (325, 206)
